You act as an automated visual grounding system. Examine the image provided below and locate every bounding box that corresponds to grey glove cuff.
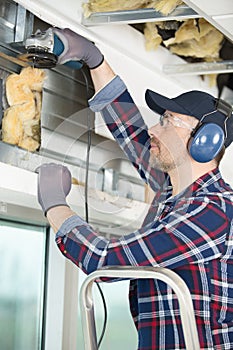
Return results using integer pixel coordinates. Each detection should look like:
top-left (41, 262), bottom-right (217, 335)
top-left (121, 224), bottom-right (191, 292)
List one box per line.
top-left (41, 198), bottom-right (69, 217)
top-left (89, 55), bottom-right (104, 70)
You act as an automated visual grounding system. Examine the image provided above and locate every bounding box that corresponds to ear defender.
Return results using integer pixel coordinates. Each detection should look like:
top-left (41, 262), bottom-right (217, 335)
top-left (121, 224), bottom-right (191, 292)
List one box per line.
top-left (188, 98), bottom-right (232, 163)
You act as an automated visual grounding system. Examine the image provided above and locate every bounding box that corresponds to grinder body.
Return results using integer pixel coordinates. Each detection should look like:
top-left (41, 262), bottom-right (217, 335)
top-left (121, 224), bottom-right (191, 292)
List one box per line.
top-left (21, 28), bottom-right (83, 69)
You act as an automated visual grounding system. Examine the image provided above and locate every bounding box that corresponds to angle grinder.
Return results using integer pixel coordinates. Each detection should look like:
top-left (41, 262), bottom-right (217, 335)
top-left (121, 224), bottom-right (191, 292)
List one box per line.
top-left (19, 28), bottom-right (83, 69)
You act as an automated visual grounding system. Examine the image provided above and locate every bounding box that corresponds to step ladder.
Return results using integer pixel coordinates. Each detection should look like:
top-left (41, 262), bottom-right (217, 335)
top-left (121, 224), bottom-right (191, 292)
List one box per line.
top-left (80, 266), bottom-right (201, 350)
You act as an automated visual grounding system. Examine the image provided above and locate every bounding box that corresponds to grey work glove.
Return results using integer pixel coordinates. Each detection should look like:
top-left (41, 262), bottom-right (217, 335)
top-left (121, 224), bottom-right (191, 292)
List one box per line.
top-left (36, 163), bottom-right (72, 216)
top-left (52, 28), bottom-right (104, 69)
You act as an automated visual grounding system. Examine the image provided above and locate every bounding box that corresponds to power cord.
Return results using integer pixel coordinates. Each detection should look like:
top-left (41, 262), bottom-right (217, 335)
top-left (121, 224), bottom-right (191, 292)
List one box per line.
top-left (81, 68), bottom-right (108, 349)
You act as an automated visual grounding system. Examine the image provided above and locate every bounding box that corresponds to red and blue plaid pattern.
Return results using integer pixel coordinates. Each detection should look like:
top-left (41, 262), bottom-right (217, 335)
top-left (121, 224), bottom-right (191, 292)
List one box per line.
top-left (56, 82), bottom-right (233, 349)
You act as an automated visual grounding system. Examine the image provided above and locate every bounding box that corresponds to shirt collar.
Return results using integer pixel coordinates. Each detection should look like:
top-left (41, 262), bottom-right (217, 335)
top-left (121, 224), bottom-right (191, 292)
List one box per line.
top-left (165, 167), bottom-right (222, 203)
top-left (190, 167), bottom-right (222, 192)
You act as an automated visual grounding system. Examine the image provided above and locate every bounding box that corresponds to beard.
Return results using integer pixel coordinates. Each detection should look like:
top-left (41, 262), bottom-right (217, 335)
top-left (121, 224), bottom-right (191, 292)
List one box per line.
top-left (149, 152), bottom-right (176, 172)
top-left (149, 139), bottom-right (187, 173)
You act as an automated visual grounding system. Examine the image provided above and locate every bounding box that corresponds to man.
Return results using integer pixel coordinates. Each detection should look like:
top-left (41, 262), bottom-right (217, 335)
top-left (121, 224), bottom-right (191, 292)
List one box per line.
top-left (37, 28), bottom-right (233, 349)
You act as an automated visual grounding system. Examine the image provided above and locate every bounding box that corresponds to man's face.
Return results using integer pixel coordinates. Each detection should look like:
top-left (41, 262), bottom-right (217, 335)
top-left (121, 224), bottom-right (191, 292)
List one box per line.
top-left (148, 111), bottom-right (197, 172)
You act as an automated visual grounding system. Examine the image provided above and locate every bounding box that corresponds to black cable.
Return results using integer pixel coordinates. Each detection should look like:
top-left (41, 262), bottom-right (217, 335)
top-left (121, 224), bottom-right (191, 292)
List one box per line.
top-left (81, 68), bottom-right (108, 349)
top-left (96, 281), bottom-right (108, 348)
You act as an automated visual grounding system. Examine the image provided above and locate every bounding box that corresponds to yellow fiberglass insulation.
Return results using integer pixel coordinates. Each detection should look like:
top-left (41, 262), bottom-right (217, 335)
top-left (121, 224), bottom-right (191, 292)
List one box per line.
top-left (2, 66), bottom-right (45, 152)
top-left (144, 22), bottom-right (162, 50)
top-left (146, 0), bottom-right (183, 16)
top-left (144, 18), bottom-right (224, 86)
top-left (163, 18), bottom-right (224, 59)
top-left (83, 0), bottom-right (183, 17)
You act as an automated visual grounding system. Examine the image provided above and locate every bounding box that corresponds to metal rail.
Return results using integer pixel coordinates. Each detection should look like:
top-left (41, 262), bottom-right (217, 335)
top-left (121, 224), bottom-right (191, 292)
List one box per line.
top-left (163, 60), bottom-right (233, 76)
top-left (80, 266), bottom-right (200, 350)
top-left (82, 5), bottom-right (199, 26)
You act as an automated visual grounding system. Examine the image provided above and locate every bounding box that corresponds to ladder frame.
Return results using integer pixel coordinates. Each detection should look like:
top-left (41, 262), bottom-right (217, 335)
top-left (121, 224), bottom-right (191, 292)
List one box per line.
top-left (80, 266), bottom-right (200, 350)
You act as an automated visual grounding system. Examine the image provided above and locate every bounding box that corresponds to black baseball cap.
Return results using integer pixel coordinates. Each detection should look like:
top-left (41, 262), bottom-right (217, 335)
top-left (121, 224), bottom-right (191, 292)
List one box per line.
top-left (145, 89), bottom-right (233, 147)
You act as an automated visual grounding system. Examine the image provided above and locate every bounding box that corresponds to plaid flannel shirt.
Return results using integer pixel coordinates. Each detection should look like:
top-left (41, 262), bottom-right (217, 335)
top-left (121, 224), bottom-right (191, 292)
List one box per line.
top-left (56, 76), bottom-right (233, 349)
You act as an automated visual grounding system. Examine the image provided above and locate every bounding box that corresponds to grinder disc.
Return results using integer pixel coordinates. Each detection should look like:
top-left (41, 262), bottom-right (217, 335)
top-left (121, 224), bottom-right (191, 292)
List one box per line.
top-left (19, 48), bottom-right (58, 68)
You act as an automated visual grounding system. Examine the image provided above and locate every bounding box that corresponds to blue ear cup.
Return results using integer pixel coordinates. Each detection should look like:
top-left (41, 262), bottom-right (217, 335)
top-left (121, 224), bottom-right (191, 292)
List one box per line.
top-left (188, 123), bottom-right (225, 163)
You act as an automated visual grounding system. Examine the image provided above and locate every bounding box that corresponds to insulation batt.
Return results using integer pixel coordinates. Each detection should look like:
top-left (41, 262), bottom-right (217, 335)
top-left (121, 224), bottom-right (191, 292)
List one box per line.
top-left (144, 18), bottom-right (224, 59)
top-left (144, 22), bottom-right (162, 50)
top-left (2, 67), bottom-right (45, 152)
top-left (163, 18), bottom-right (224, 58)
top-left (83, 0), bottom-right (183, 17)
top-left (144, 18), bottom-right (224, 86)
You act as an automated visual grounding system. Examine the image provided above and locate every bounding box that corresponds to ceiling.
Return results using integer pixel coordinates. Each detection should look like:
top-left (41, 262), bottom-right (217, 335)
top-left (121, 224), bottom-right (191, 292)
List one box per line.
top-left (80, 0), bottom-right (233, 102)
top-left (1, 0), bottom-right (231, 110)
top-left (81, 0), bottom-right (233, 43)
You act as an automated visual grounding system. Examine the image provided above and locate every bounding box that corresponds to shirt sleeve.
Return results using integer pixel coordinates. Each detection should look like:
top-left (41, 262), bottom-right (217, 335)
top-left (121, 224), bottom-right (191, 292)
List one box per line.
top-left (55, 197), bottom-right (228, 276)
top-left (89, 76), bottom-right (168, 192)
